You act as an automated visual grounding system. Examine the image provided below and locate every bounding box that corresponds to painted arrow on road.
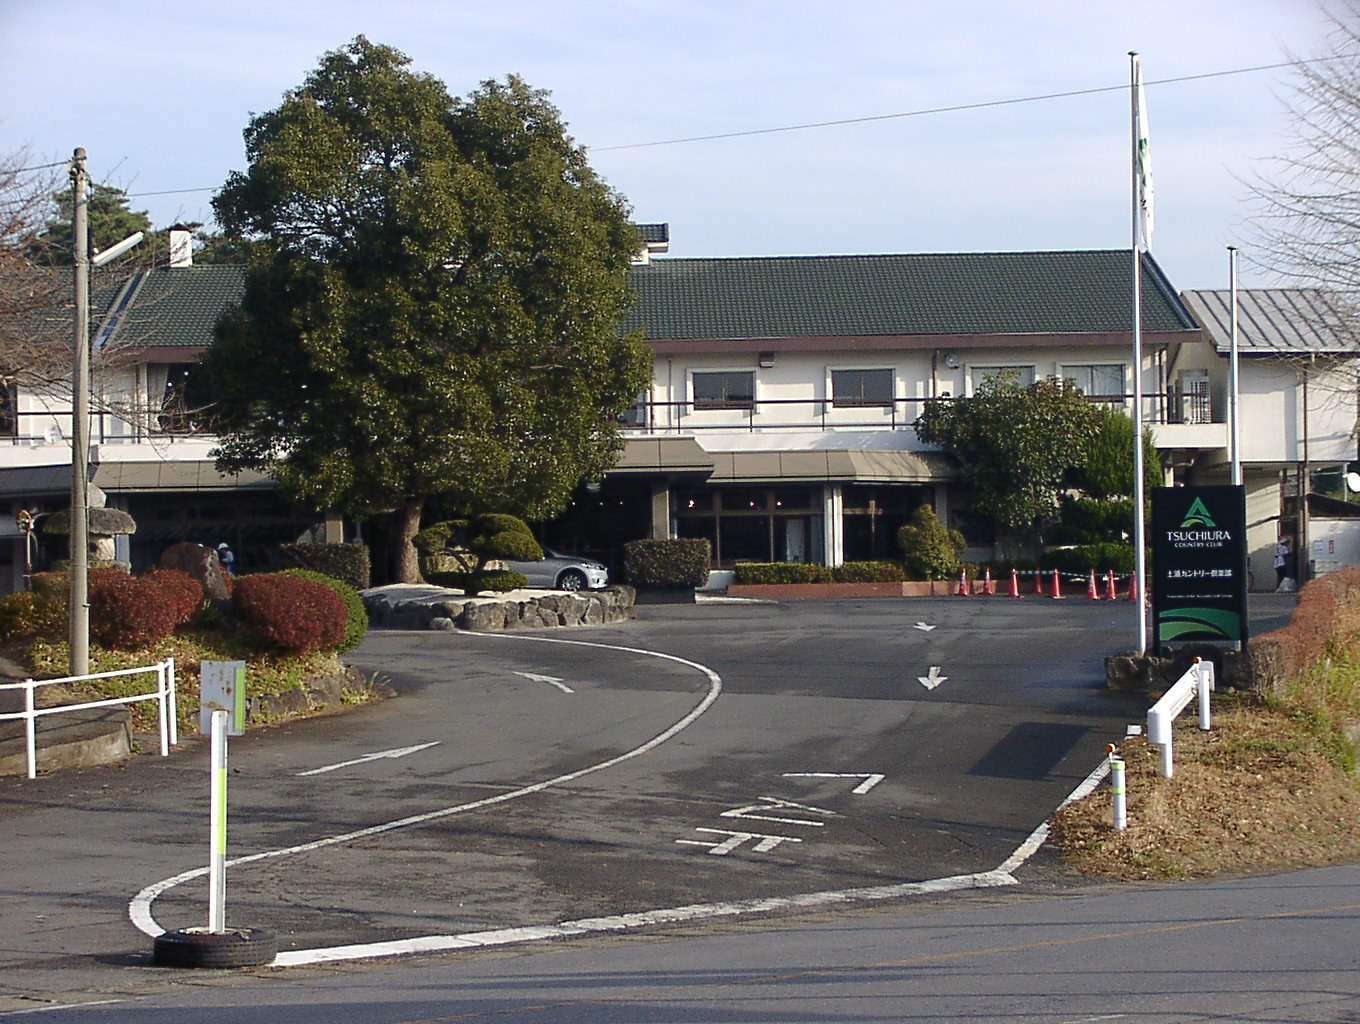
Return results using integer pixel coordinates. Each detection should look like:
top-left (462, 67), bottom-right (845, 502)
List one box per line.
top-left (917, 666), bottom-right (948, 690)
top-left (912, 622), bottom-right (937, 632)
top-left (296, 742), bottom-right (442, 776)
top-left (514, 671), bottom-right (574, 693)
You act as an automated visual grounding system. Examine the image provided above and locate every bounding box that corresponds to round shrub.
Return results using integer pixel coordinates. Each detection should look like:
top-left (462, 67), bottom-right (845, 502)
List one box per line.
top-left (141, 569), bottom-right (205, 626)
top-left (232, 573), bottom-right (346, 655)
top-left (282, 569), bottom-right (368, 652)
top-left (90, 574), bottom-right (180, 650)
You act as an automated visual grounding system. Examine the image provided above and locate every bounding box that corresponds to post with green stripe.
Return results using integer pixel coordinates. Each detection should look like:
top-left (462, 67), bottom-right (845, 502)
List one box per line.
top-left (209, 709), bottom-right (228, 933)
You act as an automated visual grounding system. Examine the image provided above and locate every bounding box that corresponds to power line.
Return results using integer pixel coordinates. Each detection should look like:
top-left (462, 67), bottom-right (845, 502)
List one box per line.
top-left (595, 57), bottom-right (1332, 152)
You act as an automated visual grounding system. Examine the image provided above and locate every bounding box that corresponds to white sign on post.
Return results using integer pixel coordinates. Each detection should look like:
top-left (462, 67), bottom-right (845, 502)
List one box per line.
top-left (200, 660), bottom-right (247, 736)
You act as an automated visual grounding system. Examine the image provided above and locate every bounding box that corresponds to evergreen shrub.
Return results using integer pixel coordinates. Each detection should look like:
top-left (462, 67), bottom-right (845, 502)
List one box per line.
top-left (280, 542), bottom-right (372, 591)
top-left (624, 538), bottom-right (711, 588)
top-left (833, 561), bottom-right (907, 583)
top-left (89, 574), bottom-right (181, 650)
top-left (733, 562), bottom-right (835, 584)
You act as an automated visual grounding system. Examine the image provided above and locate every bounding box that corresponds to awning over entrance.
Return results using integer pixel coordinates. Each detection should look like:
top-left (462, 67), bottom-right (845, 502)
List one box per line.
top-left (705, 449), bottom-right (955, 484)
top-left (93, 461), bottom-right (274, 491)
top-left (0, 464), bottom-right (73, 499)
top-left (610, 437), bottom-right (714, 476)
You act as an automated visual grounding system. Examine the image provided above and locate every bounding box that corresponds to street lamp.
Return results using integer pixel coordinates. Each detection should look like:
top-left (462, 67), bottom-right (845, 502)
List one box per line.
top-left (68, 147), bottom-right (142, 676)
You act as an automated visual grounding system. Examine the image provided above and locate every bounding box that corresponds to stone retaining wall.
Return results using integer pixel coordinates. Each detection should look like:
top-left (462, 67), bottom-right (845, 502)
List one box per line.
top-left (362, 584), bottom-right (635, 632)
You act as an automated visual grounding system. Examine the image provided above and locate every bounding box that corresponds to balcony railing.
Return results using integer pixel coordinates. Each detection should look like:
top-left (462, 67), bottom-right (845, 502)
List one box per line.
top-left (620, 392), bottom-right (1212, 435)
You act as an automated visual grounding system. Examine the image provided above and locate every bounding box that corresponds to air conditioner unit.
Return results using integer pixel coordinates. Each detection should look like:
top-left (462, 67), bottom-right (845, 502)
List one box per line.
top-left (1177, 370), bottom-right (1211, 425)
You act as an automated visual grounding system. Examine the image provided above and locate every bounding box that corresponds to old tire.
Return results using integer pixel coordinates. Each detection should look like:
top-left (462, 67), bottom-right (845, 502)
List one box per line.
top-left (152, 927), bottom-right (277, 968)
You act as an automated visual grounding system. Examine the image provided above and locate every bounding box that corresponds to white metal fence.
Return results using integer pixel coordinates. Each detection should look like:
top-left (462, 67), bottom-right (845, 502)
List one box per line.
top-left (0, 659), bottom-right (178, 779)
top-left (1147, 656), bottom-right (1214, 778)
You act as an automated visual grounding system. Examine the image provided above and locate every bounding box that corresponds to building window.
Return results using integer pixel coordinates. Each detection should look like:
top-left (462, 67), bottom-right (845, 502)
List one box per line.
top-left (832, 368), bottom-right (894, 408)
top-left (1062, 364), bottom-right (1124, 397)
top-left (693, 371), bottom-right (754, 410)
top-left (970, 365), bottom-right (1035, 392)
top-left (149, 364), bottom-right (196, 434)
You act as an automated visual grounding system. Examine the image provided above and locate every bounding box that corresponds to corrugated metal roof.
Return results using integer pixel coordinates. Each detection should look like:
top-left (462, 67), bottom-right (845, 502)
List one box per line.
top-left (1181, 288), bottom-right (1360, 354)
top-left (623, 250), bottom-right (1196, 340)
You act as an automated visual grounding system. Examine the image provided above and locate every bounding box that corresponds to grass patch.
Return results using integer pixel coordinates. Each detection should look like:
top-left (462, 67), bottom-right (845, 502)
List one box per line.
top-left (1051, 680), bottom-right (1360, 880)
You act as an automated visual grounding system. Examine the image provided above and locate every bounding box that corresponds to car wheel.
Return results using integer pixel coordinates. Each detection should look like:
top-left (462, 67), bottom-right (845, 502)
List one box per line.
top-left (557, 569), bottom-right (587, 592)
top-left (152, 927), bottom-right (278, 969)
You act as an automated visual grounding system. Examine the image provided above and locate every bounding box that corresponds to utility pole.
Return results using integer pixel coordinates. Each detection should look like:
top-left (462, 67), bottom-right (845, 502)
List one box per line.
top-left (69, 147), bottom-right (90, 677)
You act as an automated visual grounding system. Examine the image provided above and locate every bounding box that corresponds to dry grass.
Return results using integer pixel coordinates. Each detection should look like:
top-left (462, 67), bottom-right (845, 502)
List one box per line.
top-left (1050, 698), bottom-right (1360, 880)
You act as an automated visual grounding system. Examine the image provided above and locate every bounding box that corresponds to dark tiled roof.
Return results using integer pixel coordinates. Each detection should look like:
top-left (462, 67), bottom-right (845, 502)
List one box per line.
top-left (622, 250), bottom-right (1195, 340)
top-left (634, 223), bottom-right (669, 244)
top-left (70, 250), bottom-right (1197, 351)
top-left (97, 265), bottom-right (246, 350)
top-left (1181, 288), bottom-right (1360, 354)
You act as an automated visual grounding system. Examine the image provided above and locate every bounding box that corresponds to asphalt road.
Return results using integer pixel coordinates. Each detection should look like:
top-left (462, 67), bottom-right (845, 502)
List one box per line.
top-left (0, 592), bottom-right (1317, 1014)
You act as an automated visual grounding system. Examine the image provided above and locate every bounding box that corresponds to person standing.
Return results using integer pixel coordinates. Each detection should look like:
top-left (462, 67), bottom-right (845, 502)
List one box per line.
top-left (1274, 536), bottom-right (1291, 589)
top-left (217, 542), bottom-right (235, 576)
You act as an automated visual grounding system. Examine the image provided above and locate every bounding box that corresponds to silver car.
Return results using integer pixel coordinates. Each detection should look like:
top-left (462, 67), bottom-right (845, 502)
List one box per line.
top-left (505, 547), bottom-right (609, 591)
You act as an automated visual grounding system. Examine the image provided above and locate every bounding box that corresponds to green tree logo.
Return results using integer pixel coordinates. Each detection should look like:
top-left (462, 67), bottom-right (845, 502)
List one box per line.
top-left (1180, 498), bottom-right (1217, 529)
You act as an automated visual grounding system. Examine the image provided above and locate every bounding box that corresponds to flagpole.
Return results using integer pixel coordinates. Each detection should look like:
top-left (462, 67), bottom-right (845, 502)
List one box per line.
top-left (1130, 51), bottom-right (1149, 653)
top-left (1228, 246), bottom-right (1242, 485)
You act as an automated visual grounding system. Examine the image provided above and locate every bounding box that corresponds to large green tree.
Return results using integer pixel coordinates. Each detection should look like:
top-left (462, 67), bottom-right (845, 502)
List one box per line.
top-left (914, 373), bottom-right (1100, 549)
top-left (28, 183), bottom-right (153, 266)
top-left (196, 38), bottom-right (650, 583)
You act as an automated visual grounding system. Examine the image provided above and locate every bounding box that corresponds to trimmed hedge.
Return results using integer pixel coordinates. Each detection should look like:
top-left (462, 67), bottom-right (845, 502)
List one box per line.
top-left (89, 574), bottom-right (181, 650)
top-left (624, 538), bottom-right (711, 588)
top-left (280, 542), bottom-right (371, 591)
top-left (282, 569), bottom-right (368, 652)
top-left (233, 573), bottom-right (347, 655)
top-left (734, 562), bottom-right (835, 584)
top-left (734, 561), bottom-right (908, 584)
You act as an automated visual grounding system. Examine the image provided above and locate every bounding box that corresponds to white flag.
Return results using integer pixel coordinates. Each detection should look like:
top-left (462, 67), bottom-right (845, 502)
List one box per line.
top-left (1134, 56), bottom-right (1154, 250)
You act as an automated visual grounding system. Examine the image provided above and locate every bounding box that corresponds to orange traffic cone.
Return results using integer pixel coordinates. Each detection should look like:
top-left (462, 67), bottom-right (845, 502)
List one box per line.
top-left (1050, 568), bottom-right (1065, 599)
top-left (1127, 572), bottom-right (1139, 603)
top-left (1009, 568), bottom-right (1022, 598)
top-left (1105, 569), bottom-right (1118, 601)
top-left (983, 568), bottom-right (995, 595)
top-left (1086, 569), bottom-right (1100, 600)
top-left (957, 568), bottom-right (969, 596)
top-left (1034, 569), bottom-right (1044, 595)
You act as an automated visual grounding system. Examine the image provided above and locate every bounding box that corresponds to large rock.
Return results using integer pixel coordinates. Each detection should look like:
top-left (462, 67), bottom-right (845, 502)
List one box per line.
top-left (157, 542), bottom-right (231, 601)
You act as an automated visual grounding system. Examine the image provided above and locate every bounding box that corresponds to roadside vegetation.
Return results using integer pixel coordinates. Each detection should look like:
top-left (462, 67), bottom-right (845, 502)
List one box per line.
top-left (0, 566), bottom-right (368, 733)
top-left (1051, 573), bottom-right (1360, 879)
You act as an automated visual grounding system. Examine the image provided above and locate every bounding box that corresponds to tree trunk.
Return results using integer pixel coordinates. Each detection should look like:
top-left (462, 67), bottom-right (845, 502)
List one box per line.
top-left (394, 495), bottom-right (425, 584)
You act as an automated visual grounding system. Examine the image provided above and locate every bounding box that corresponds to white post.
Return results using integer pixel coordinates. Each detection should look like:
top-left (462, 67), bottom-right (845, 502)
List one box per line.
top-left (208, 710), bottom-right (228, 933)
top-left (1228, 247), bottom-right (1242, 486)
top-left (167, 658), bottom-right (178, 748)
top-left (1110, 756), bottom-right (1127, 830)
top-left (24, 680), bottom-right (37, 780)
top-left (158, 662), bottom-right (170, 758)
top-left (1198, 659), bottom-right (1214, 732)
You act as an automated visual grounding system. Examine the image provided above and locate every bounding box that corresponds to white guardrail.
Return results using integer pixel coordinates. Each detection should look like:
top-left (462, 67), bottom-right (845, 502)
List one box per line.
top-left (1146, 656), bottom-right (1214, 779)
top-left (0, 659), bottom-right (178, 779)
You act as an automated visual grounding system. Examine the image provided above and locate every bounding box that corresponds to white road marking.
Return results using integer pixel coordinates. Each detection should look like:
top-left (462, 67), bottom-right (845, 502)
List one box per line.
top-left (0, 1002), bottom-right (125, 1017)
top-left (782, 771), bottom-right (885, 794)
top-left (295, 742), bottom-right (443, 776)
top-left (675, 828), bottom-right (806, 855)
top-left (129, 633), bottom-right (722, 941)
top-left (265, 760), bottom-right (1110, 967)
top-left (130, 632), bottom-right (1117, 971)
top-left (918, 666), bottom-right (948, 690)
top-left (912, 622), bottom-right (937, 632)
top-left (513, 670), bottom-right (573, 693)
top-left (718, 796), bottom-right (835, 826)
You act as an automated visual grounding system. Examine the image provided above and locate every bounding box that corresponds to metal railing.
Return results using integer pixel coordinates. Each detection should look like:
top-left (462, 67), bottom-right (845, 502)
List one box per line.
top-left (1146, 656), bottom-right (1214, 778)
top-left (0, 658), bottom-right (178, 779)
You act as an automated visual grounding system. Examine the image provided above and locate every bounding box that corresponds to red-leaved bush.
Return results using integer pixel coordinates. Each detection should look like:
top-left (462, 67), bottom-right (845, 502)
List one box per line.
top-left (232, 573), bottom-right (346, 655)
top-left (90, 574), bottom-right (181, 650)
top-left (1248, 566), bottom-right (1360, 693)
top-left (140, 569), bottom-right (205, 626)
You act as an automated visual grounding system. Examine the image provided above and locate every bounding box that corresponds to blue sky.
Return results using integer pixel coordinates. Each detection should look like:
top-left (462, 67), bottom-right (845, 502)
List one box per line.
top-left (0, 0), bottom-right (1331, 289)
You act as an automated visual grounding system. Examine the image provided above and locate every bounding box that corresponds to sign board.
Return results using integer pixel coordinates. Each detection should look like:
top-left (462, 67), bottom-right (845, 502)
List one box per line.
top-left (200, 660), bottom-right (246, 736)
top-left (1151, 485), bottom-right (1248, 651)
